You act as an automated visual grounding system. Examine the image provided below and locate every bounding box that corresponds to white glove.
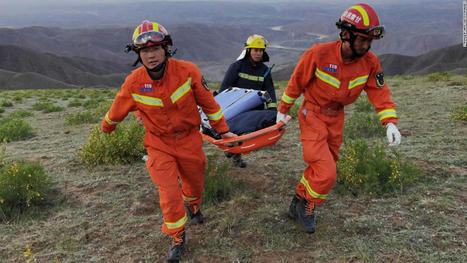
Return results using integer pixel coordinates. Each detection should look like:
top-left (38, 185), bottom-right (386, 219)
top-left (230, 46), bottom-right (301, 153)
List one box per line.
top-left (276, 112), bottom-right (288, 124)
top-left (386, 123), bottom-right (401, 147)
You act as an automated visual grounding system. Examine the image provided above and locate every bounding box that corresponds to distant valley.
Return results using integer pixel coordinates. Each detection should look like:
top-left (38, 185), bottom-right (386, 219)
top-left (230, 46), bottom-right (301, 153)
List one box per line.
top-left (0, 0), bottom-right (463, 89)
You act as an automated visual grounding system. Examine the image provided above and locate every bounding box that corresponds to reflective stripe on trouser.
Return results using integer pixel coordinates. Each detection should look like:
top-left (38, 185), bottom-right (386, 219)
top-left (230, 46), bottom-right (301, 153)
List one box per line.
top-left (295, 105), bottom-right (344, 205)
top-left (145, 129), bottom-right (206, 235)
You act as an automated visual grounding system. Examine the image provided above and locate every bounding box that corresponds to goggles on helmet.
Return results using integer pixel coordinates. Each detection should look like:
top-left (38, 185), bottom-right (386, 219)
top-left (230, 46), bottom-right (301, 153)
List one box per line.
top-left (354, 25), bottom-right (385, 39)
top-left (337, 20), bottom-right (385, 40)
top-left (133, 31), bottom-right (166, 48)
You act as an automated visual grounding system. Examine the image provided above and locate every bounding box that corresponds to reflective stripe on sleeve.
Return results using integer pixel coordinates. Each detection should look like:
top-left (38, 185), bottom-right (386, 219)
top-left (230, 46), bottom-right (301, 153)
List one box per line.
top-left (206, 109), bottom-right (223, 121)
top-left (281, 93), bottom-right (296, 104)
top-left (300, 174), bottom-right (328, 200)
top-left (105, 112), bottom-right (120, 125)
top-left (377, 109), bottom-right (397, 121)
top-left (267, 102), bottom-right (278, 108)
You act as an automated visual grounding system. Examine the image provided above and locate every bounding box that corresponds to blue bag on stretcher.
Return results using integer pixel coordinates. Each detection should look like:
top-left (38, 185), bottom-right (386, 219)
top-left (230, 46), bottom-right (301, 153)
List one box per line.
top-left (199, 87), bottom-right (290, 154)
top-left (199, 87), bottom-right (269, 129)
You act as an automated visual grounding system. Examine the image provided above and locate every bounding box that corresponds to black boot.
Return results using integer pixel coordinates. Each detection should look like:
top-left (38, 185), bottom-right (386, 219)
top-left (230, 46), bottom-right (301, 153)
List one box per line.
top-left (288, 194), bottom-right (301, 219)
top-left (295, 198), bottom-right (316, 233)
top-left (232, 154), bottom-right (247, 168)
top-left (167, 229), bottom-right (185, 263)
top-left (185, 203), bottom-right (204, 224)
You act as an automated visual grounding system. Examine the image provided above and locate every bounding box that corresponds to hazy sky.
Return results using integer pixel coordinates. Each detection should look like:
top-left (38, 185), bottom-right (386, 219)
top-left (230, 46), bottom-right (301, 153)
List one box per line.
top-left (0, 0), bottom-right (423, 7)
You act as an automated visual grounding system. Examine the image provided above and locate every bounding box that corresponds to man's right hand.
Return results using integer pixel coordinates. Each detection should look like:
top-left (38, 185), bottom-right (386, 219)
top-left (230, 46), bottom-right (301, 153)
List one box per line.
top-left (276, 112), bottom-right (289, 124)
top-left (101, 118), bottom-right (116, 133)
top-left (220, 132), bottom-right (238, 147)
top-left (220, 132), bottom-right (237, 139)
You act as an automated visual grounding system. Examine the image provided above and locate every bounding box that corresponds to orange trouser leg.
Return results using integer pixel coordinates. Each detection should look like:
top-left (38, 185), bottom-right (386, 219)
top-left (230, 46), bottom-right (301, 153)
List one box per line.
top-left (146, 148), bottom-right (187, 235)
top-left (145, 131), bottom-right (206, 235)
top-left (177, 134), bottom-right (207, 206)
top-left (296, 108), bottom-right (344, 205)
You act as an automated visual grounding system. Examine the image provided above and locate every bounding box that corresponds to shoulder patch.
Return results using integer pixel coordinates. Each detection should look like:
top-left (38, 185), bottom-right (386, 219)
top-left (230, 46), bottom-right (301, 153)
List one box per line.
top-left (201, 76), bottom-right (210, 91)
top-left (375, 72), bottom-right (385, 87)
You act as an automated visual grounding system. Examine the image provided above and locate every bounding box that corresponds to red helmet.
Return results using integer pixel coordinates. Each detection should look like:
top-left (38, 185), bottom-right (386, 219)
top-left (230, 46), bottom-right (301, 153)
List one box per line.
top-left (336, 3), bottom-right (384, 39)
top-left (130, 20), bottom-right (173, 51)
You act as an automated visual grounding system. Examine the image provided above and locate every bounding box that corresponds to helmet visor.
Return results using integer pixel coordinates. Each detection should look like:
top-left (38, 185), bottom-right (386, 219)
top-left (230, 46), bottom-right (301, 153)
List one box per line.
top-left (134, 31), bottom-right (166, 47)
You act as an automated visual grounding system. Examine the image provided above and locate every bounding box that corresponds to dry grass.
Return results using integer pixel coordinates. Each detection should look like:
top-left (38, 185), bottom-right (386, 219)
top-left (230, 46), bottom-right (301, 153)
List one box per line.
top-left (0, 75), bottom-right (466, 262)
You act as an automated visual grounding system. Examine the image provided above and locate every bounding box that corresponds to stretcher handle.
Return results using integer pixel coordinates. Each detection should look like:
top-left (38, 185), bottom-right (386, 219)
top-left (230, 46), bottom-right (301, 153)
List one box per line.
top-left (208, 115), bottom-right (292, 145)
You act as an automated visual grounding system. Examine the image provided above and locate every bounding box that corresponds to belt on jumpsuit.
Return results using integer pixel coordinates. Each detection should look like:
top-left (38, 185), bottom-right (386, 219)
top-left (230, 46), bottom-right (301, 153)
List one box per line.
top-left (305, 101), bottom-right (344, 117)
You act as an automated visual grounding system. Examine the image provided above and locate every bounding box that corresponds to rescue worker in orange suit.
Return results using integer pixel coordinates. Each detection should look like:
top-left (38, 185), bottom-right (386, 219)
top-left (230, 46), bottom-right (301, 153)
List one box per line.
top-left (276, 3), bottom-right (402, 233)
top-left (219, 34), bottom-right (277, 168)
top-left (101, 20), bottom-right (236, 262)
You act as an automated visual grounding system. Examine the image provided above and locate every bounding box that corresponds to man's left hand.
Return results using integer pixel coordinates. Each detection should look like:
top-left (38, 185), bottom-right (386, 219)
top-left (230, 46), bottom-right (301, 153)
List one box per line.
top-left (386, 123), bottom-right (401, 147)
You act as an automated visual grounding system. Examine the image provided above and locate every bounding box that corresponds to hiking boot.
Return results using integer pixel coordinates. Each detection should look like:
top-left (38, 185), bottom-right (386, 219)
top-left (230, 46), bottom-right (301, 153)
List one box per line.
top-left (167, 229), bottom-right (185, 263)
top-left (185, 203), bottom-right (204, 224)
top-left (232, 154), bottom-right (247, 168)
top-left (295, 198), bottom-right (316, 233)
top-left (288, 194), bottom-right (301, 219)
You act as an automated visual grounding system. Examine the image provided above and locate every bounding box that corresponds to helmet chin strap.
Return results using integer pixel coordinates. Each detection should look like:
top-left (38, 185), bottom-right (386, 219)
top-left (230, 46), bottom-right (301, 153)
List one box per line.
top-left (147, 59), bottom-right (166, 73)
top-left (340, 31), bottom-right (370, 59)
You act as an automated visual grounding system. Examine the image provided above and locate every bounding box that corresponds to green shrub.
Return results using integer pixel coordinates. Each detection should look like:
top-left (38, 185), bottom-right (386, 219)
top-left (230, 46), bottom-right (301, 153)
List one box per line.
top-left (83, 98), bottom-right (105, 109)
top-left (9, 110), bottom-right (33, 119)
top-left (48, 89), bottom-right (64, 98)
top-left (67, 99), bottom-right (82, 107)
top-left (32, 101), bottom-right (63, 113)
top-left (336, 139), bottom-right (422, 196)
top-left (203, 154), bottom-right (233, 204)
top-left (12, 96), bottom-right (22, 103)
top-left (0, 118), bottom-right (34, 142)
top-left (344, 112), bottom-right (385, 139)
top-left (0, 140), bottom-right (5, 163)
top-left (450, 104), bottom-right (467, 121)
top-left (66, 111), bottom-right (99, 125)
top-left (289, 103), bottom-right (300, 118)
top-left (0, 100), bottom-right (13, 107)
top-left (354, 95), bottom-right (373, 113)
top-left (79, 122), bottom-right (145, 165)
top-left (95, 101), bottom-right (113, 117)
top-left (427, 71), bottom-right (451, 82)
top-left (0, 108), bottom-right (4, 114)
top-left (0, 159), bottom-right (53, 220)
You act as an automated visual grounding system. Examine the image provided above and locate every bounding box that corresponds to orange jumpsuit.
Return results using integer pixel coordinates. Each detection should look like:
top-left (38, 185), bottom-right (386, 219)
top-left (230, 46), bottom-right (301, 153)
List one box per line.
top-left (278, 41), bottom-right (398, 205)
top-left (101, 59), bottom-right (229, 235)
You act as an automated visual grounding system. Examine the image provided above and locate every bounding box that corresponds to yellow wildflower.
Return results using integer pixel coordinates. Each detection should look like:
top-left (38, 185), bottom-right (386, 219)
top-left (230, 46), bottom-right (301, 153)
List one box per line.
top-left (24, 245), bottom-right (32, 257)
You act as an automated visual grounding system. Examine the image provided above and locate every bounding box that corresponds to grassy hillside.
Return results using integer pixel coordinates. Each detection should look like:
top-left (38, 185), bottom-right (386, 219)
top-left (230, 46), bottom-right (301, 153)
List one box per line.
top-left (0, 74), bottom-right (466, 262)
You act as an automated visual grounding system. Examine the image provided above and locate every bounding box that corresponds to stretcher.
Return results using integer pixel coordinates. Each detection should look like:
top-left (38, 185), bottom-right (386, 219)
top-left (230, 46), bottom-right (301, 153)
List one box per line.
top-left (200, 87), bottom-right (268, 128)
top-left (199, 87), bottom-right (291, 154)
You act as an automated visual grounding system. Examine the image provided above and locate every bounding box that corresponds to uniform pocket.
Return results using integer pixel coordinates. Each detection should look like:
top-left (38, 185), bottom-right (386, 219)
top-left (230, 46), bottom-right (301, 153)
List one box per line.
top-left (298, 109), bottom-right (321, 141)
